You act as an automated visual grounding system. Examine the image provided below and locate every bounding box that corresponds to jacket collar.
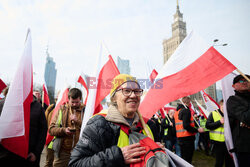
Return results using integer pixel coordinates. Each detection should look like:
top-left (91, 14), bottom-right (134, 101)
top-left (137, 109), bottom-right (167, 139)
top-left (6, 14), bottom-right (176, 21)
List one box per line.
top-left (105, 105), bottom-right (140, 127)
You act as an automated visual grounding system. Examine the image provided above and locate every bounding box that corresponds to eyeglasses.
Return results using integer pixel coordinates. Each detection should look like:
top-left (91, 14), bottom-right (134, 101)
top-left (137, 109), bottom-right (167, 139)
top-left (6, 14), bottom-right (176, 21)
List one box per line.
top-left (238, 80), bottom-right (247, 83)
top-left (116, 88), bottom-right (143, 97)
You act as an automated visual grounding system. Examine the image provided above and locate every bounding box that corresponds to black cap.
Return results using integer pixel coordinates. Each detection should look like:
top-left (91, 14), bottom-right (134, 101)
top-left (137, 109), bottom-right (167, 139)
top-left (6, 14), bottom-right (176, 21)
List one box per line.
top-left (233, 74), bottom-right (250, 84)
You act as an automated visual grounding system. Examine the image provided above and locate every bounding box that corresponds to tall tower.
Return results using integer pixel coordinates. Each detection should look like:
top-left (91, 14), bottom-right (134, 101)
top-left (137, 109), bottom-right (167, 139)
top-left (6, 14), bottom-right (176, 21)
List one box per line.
top-left (162, 2), bottom-right (217, 106)
top-left (44, 46), bottom-right (57, 101)
top-left (163, 1), bottom-right (187, 63)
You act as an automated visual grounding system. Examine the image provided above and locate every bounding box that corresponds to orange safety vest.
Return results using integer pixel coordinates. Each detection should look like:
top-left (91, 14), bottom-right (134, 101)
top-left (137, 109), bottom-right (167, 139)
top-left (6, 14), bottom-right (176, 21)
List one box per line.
top-left (174, 109), bottom-right (196, 138)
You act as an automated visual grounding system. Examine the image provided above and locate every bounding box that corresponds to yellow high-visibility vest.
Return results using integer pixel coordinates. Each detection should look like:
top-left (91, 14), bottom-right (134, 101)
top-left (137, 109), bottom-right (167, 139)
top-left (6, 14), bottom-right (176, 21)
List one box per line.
top-left (209, 110), bottom-right (225, 142)
top-left (117, 124), bottom-right (153, 148)
top-left (48, 110), bottom-right (62, 149)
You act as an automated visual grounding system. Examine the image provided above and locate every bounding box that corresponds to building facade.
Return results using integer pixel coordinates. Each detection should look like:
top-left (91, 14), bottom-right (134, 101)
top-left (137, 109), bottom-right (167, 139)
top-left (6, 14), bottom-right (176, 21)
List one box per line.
top-left (163, 3), bottom-right (217, 107)
top-left (117, 56), bottom-right (130, 74)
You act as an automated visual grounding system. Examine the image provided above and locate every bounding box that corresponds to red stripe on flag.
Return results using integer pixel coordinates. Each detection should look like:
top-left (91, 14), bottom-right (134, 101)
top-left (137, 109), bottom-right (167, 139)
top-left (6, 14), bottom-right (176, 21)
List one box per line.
top-left (77, 75), bottom-right (89, 105)
top-left (43, 84), bottom-right (50, 106)
top-left (0, 79), bottom-right (7, 93)
top-left (93, 55), bottom-right (119, 114)
top-left (150, 69), bottom-right (158, 83)
top-left (45, 88), bottom-right (69, 145)
top-left (1, 76), bottom-right (33, 158)
top-left (139, 47), bottom-right (236, 119)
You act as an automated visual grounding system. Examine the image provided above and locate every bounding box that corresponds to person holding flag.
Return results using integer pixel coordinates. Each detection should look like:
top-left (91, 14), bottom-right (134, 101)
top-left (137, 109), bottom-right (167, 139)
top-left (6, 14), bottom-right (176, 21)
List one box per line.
top-left (227, 74), bottom-right (250, 166)
top-left (206, 100), bottom-right (234, 167)
top-left (161, 109), bottom-right (181, 157)
top-left (69, 74), bottom-right (167, 167)
top-left (175, 96), bottom-right (204, 164)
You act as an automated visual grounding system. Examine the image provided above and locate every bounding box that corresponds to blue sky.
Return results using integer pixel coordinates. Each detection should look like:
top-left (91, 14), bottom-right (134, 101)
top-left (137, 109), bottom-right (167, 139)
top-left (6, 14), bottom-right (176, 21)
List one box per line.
top-left (0, 0), bottom-right (249, 91)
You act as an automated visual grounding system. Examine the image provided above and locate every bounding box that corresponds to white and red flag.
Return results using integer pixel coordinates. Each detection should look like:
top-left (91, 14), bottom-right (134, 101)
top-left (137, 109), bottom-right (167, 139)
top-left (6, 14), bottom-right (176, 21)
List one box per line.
top-left (200, 90), bottom-right (219, 112)
top-left (195, 99), bottom-right (210, 119)
top-left (77, 74), bottom-right (89, 105)
top-left (80, 46), bottom-right (120, 136)
top-left (221, 72), bottom-right (239, 167)
top-left (0, 29), bottom-right (33, 158)
top-left (42, 83), bottom-right (50, 107)
top-left (0, 78), bottom-right (7, 94)
top-left (139, 31), bottom-right (236, 119)
top-left (45, 87), bottom-right (69, 145)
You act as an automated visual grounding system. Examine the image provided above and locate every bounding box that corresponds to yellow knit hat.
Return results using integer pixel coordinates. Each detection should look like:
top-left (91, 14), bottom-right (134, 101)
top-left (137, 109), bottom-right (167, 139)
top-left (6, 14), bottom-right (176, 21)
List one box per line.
top-left (110, 74), bottom-right (139, 97)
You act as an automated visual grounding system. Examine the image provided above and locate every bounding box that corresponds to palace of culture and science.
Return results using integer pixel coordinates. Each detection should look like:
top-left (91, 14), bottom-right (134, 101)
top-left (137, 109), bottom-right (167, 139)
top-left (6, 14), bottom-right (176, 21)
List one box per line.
top-left (162, 2), bottom-right (217, 106)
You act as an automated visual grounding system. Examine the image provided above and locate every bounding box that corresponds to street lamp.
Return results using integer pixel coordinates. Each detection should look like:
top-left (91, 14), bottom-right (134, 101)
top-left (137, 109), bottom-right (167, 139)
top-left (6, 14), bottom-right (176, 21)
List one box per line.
top-left (213, 39), bottom-right (228, 47)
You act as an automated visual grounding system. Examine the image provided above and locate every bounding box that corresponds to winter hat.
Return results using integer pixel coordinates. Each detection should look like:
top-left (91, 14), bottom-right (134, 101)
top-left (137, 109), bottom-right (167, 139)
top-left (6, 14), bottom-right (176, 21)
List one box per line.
top-left (110, 74), bottom-right (139, 97)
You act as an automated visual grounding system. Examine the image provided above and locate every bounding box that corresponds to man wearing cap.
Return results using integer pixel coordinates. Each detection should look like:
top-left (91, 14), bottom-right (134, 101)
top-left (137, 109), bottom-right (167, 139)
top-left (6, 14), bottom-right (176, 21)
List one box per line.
top-left (227, 74), bottom-right (250, 166)
top-left (69, 74), bottom-right (165, 167)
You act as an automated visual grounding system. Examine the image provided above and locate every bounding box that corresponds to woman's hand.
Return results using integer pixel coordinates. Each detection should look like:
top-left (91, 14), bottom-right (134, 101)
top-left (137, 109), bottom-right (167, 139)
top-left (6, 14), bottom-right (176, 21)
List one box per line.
top-left (121, 143), bottom-right (146, 164)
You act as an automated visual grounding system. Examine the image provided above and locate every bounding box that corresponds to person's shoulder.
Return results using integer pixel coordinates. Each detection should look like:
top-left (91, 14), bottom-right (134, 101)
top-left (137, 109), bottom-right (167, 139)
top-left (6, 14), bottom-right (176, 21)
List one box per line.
top-left (87, 114), bottom-right (108, 126)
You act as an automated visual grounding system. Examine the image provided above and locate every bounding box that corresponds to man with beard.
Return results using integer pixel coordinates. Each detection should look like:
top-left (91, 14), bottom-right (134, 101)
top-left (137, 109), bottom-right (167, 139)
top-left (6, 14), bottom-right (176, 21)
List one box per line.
top-left (49, 88), bottom-right (85, 167)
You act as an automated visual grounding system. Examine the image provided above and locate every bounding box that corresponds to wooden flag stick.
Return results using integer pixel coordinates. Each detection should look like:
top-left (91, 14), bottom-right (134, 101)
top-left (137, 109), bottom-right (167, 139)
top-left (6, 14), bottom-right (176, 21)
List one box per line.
top-left (236, 69), bottom-right (250, 82)
top-left (162, 108), bottom-right (172, 125)
top-left (180, 98), bottom-right (201, 128)
top-left (137, 110), bottom-right (153, 140)
top-left (42, 90), bottom-right (44, 108)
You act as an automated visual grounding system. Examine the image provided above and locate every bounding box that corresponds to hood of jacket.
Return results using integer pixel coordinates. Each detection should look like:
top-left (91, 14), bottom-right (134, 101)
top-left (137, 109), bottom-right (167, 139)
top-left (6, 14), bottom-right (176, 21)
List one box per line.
top-left (105, 105), bottom-right (140, 127)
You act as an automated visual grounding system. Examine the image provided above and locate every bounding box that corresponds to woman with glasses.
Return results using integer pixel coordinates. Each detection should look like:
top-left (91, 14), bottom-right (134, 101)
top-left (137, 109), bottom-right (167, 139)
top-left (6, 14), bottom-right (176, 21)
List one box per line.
top-left (69, 74), bottom-right (162, 167)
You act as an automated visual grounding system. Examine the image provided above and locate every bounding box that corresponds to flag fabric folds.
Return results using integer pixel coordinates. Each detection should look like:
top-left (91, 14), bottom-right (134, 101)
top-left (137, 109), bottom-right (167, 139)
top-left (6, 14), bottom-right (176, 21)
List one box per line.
top-left (43, 83), bottom-right (50, 106)
top-left (195, 99), bottom-right (209, 119)
top-left (0, 79), bottom-right (7, 93)
top-left (93, 55), bottom-right (120, 114)
top-left (45, 87), bottom-right (69, 145)
top-left (80, 45), bottom-right (120, 137)
top-left (139, 31), bottom-right (236, 119)
top-left (0, 29), bottom-right (33, 158)
top-left (200, 90), bottom-right (219, 112)
top-left (77, 75), bottom-right (89, 105)
top-left (150, 69), bottom-right (158, 83)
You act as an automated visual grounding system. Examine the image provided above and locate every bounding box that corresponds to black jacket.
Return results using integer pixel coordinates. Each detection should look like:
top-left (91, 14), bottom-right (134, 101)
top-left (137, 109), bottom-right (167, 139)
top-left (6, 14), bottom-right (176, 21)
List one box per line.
top-left (176, 104), bottom-right (198, 141)
top-left (205, 109), bottom-right (224, 143)
top-left (161, 115), bottom-right (176, 141)
top-left (69, 115), bottom-right (126, 167)
top-left (29, 98), bottom-right (47, 160)
top-left (227, 91), bottom-right (250, 153)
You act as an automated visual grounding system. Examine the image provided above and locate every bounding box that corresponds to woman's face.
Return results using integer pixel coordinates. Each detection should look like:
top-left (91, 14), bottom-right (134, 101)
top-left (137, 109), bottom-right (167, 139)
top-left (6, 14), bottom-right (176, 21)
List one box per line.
top-left (113, 82), bottom-right (141, 118)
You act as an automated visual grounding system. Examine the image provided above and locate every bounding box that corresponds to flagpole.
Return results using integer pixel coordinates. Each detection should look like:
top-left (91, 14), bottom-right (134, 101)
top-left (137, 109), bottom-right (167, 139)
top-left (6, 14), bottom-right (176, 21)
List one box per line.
top-left (162, 108), bottom-right (172, 125)
top-left (180, 98), bottom-right (201, 128)
top-left (137, 111), bottom-right (153, 140)
top-left (42, 90), bottom-right (44, 108)
top-left (236, 69), bottom-right (250, 82)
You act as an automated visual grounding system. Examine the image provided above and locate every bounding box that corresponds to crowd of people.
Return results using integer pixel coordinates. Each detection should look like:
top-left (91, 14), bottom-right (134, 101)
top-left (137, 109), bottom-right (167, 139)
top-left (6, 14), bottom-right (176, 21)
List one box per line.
top-left (0, 73), bottom-right (249, 167)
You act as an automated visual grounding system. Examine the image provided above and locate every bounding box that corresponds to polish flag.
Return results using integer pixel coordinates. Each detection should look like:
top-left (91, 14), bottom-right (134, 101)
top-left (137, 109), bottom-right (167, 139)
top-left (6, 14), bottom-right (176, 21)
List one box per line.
top-left (80, 46), bottom-right (120, 137)
top-left (139, 31), bottom-right (236, 119)
top-left (42, 83), bottom-right (50, 106)
top-left (45, 87), bottom-right (69, 145)
top-left (77, 74), bottom-right (89, 105)
top-left (0, 78), bottom-right (7, 93)
top-left (221, 72), bottom-right (238, 167)
top-left (200, 90), bottom-right (219, 112)
top-left (150, 69), bottom-right (158, 83)
top-left (0, 29), bottom-right (33, 158)
top-left (195, 99), bottom-right (209, 119)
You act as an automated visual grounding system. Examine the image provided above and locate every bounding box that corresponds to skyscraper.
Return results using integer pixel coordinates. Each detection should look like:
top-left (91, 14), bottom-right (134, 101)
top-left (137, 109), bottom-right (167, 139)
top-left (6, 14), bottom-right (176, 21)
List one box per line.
top-left (117, 56), bottom-right (130, 74)
top-left (163, 2), bottom-right (217, 106)
top-left (44, 47), bottom-right (57, 100)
